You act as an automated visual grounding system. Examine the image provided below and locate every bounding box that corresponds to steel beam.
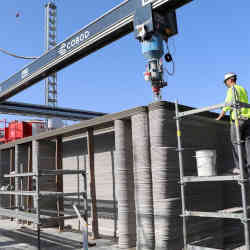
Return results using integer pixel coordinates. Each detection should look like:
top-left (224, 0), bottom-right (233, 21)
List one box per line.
top-left (0, 101), bottom-right (106, 120)
top-left (176, 103), bottom-right (228, 119)
top-left (0, 0), bottom-right (192, 102)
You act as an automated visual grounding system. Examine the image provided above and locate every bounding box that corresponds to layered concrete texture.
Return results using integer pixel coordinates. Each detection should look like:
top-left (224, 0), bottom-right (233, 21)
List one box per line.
top-left (0, 101), bottom-right (247, 249)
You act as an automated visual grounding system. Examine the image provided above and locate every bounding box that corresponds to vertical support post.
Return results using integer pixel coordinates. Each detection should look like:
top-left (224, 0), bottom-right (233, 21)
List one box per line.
top-left (20, 163), bottom-right (24, 221)
top-left (175, 101), bottom-right (188, 250)
top-left (33, 140), bottom-right (41, 250)
top-left (131, 110), bottom-right (155, 250)
top-left (14, 145), bottom-right (20, 214)
top-left (114, 119), bottom-right (136, 248)
top-left (110, 149), bottom-right (118, 241)
top-left (232, 87), bottom-right (250, 249)
top-left (87, 128), bottom-right (99, 239)
top-left (27, 143), bottom-right (33, 224)
top-left (9, 148), bottom-right (15, 211)
top-left (82, 167), bottom-right (89, 250)
top-left (76, 156), bottom-right (80, 230)
top-left (56, 136), bottom-right (64, 231)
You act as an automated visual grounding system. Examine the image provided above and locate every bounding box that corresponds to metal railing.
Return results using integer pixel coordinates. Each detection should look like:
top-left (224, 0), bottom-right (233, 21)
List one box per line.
top-left (0, 169), bottom-right (87, 250)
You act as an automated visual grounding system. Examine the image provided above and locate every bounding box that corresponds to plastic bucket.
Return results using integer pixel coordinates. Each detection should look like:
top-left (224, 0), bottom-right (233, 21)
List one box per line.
top-left (195, 150), bottom-right (216, 176)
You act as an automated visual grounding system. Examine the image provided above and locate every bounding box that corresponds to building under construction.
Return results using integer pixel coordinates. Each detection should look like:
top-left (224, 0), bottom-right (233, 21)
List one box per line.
top-left (0, 101), bottom-right (248, 250)
top-left (0, 0), bottom-right (249, 249)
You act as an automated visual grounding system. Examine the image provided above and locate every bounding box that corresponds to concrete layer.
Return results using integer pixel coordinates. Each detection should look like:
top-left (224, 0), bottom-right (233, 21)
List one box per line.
top-left (115, 120), bottom-right (136, 249)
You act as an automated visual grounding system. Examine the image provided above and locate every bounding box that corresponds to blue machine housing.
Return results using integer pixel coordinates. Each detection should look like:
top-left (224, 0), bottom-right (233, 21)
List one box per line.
top-left (141, 35), bottom-right (164, 60)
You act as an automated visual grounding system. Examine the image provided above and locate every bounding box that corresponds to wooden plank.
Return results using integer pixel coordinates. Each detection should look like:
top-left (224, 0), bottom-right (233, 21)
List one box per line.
top-left (87, 128), bottom-right (99, 239)
top-left (56, 136), bottom-right (64, 231)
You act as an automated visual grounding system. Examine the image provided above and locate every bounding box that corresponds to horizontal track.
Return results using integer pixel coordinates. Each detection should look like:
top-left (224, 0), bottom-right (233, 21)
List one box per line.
top-left (0, 0), bottom-right (191, 102)
top-left (0, 101), bottom-right (106, 120)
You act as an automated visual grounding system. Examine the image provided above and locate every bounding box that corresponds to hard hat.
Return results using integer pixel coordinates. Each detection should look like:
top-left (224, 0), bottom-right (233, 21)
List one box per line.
top-left (224, 72), bottom-right (237, 83)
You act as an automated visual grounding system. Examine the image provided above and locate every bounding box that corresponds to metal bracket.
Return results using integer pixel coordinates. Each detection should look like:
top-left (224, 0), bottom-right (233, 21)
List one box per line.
top-left (241, 218), bottom-right (248, 224)
top-left (238, 178), bottom-right (248, 185)
top-left (134, 0), bottom-right (178, 41)
top-left (178, 180), bottom-right (186, 186)
top-left (134, 2), bottom-right (154, 41)
top-left (142, 0), bottom-right (155, 7)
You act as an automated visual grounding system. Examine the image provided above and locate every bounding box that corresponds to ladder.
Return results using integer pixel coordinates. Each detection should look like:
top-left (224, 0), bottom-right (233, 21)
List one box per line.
top-left (175, 88), bottom-right (250, 249)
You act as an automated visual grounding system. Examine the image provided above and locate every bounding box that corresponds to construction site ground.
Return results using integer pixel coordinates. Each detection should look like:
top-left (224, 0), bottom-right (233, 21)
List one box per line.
top-left (0, 218), bottom-right (125, 250)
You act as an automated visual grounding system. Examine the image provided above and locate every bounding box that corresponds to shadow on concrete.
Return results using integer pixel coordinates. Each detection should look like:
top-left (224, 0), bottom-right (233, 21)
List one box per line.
top-left (0, 227), bottom-right (82, 249)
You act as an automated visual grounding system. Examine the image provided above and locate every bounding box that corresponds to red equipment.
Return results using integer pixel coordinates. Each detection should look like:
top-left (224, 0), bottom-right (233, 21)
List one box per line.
top-left (0, 120), bottom-right (45, 144)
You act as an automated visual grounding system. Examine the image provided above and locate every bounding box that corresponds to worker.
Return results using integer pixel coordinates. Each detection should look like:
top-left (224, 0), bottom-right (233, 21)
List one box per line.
top-left (216, 73), bottom-right (250, 175)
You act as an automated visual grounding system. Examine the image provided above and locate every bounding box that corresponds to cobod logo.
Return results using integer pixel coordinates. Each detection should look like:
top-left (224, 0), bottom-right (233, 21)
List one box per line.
top-left (21, 68), bottom-right (29, 79)
top-left (58, 31), bottom-right (90, 56)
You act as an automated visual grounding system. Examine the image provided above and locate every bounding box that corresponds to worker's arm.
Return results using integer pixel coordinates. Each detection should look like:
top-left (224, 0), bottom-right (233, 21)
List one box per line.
top-left (216, 88), bottom-right (232, 120)
top-left (216, 110), bottom-right (226, 120)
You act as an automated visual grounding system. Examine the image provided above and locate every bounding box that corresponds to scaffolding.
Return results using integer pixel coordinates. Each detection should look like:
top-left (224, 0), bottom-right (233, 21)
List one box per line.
top-left (0, 168), bottom-right (87, 250)
top-left (175, 88), bottom-right (250, 250)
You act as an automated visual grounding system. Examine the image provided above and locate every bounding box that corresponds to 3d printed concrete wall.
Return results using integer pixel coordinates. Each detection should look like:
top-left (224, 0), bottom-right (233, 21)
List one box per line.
top-left (0, 101), bottom-right (245, 249)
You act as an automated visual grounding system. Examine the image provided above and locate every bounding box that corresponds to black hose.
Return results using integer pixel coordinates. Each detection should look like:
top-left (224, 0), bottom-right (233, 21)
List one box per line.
top-left (0, 48), bottom-right (38, 60)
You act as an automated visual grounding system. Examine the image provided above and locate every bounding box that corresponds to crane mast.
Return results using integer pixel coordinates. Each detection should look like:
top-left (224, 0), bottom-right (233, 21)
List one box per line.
top-left (45, 1), bottom-right (58, 107)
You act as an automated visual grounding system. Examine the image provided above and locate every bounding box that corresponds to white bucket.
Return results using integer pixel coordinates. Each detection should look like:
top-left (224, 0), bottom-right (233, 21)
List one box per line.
top-left (195, 150), bottom-right (217, 176)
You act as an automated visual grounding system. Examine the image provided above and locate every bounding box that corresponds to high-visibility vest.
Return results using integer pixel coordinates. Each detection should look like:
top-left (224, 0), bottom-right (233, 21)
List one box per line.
top-left (222, 84), bottom-right (250, 120)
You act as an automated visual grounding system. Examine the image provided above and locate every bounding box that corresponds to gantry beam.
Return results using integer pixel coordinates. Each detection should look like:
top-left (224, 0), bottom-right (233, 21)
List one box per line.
top-left (0, 0), bottom-right (191, 102)
top-left (0, 101), bottom-right (106, 120)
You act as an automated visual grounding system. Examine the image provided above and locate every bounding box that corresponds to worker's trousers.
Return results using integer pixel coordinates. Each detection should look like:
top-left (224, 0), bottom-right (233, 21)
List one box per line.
top-left (230, 119), bottom-right (250, 173)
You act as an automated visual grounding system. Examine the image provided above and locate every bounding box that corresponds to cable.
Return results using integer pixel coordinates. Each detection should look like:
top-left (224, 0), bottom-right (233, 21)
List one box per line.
top-left (166, 57), bottom-right (175, 76)
top-left (0, 48), bottom-right (38, 60)
top-left (165, 42), bottom-right (175, 76)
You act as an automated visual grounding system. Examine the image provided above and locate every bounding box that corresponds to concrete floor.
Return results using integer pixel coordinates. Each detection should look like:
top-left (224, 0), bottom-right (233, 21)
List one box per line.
top-left (0, 219), bottom-right (123, 250)
top-left (0, 219), bottom-right (245, 250)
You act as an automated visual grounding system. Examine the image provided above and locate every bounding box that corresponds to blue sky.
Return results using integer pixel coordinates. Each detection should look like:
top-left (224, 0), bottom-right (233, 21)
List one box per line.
top-left (0, 0), bottom-right (250, 120)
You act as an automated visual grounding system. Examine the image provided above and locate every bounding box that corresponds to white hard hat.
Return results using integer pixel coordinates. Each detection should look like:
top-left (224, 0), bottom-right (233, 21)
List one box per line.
top-left (224, 72), bottom-right (237, 83)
